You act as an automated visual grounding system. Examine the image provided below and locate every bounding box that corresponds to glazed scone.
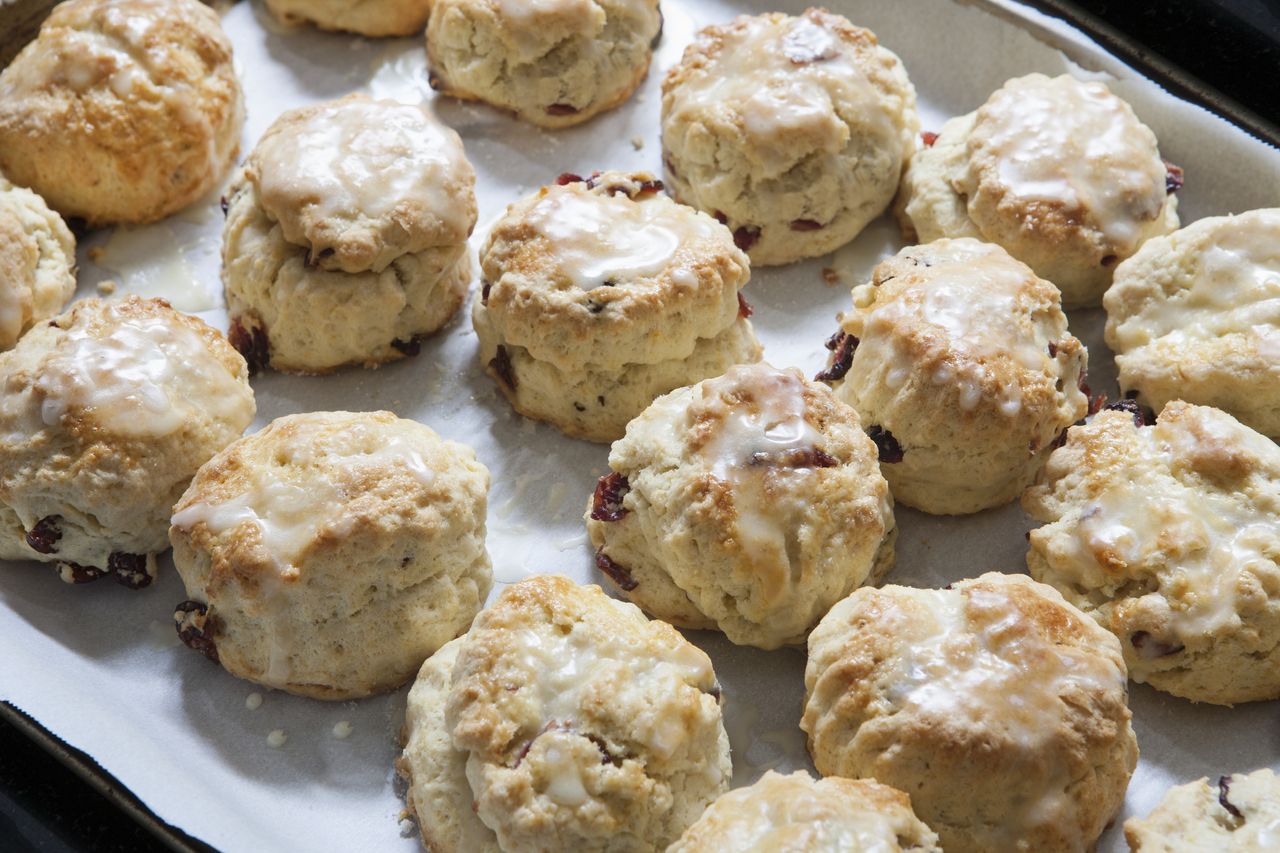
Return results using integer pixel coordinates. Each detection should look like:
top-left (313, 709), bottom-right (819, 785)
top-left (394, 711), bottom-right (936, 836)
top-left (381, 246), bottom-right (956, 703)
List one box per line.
top-left (897, 73), bottom-right (1181, 307)
top-left (223, 95), bottom-right (477, 374)
top-left (662, 8), bottom-right (918, 266)
top-left (264, 0), bottom-right (432, 37)
top-left (667, 770), bottom-right (941, 853)
top-left (427, 0), bottom-right (661, 128)
top-left (586, 363), bottom-right (895, 649)
top-left (1104, 209), bottom-right (1280, 438)
top-left (1022, 401), bottom-right (1280, 705)
top-left (817, 238), bottom-right (1088, 515)
top-left (0, 178), bottom-right (76, 351)
top-left (169, 411), bottom-right (491, 700)
top-left (0, 0), bottom-right (245, 226)
top-left (0, 297), bottom-right (254, 587)
top-left (1124, 768), bottom-right (1280, 852)
top-left (802, 572), bottom-right (1138, 853)
top-left (474, 171), bottom-right (762, 442)
top-left (398, 574), bottom-right (731, 852)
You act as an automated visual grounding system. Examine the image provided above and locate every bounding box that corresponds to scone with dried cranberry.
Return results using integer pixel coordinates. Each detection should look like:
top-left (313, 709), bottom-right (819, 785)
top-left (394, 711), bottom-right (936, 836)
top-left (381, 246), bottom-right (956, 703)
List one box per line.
top-left (397, 574), bottom-right (730, 852)
top-left (802, 573), bottom-right (1137, 853)
top-left (586, 363), bottom-right (894, 649)
top-left (816, 238), bottom-right (1088, 515)
top-left (427, 0), bottom-right (661, 127)
top-left (169, 411), bottom-right (491, 700)
top-left (223, 94), bottom-right (476, 374)
top-left (1023, 401), bottom-right (1280, 705)
top-left (0, 177), bottom-right (76, 351)
top-left (662, 8), bottom-right (918, 266)
top-left (473, 171), bottom-right (761, 442)
top-left (897, 73), bottom-right (1180, 307)
top-left (1125, 768), bottom-right (1280, 852)
top-left (0, 297), bottom-right (255, 587)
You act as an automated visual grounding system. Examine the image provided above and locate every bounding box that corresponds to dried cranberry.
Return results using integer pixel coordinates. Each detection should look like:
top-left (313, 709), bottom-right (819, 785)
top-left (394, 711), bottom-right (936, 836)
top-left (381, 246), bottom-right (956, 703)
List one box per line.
top-left (391, 336), bottom-right (424, 356)
top-left (219, 196), bottom-right (229, 217)
top-left (821, 267), bottom-right (839, 286)
top-left (57, 561), bottom-right (108, 584)
top-left (1050, 428), bottom-right (1069, 449)
top-left (732, 225), bottom-right (761, 252)
top-left (480, 281), bottom-right (492, 305)
top-left (174, 601), bottom-right (219, 662)
top-left (556, 173), bottom-right (585, 186)
top-left (1164, 160), bottom-right (1184, 194)
top-left (427, 73), bottom-right (443, 91)
top-left (1101, 254), bottom-right (1118, 267)
top-left (867, 426), bottom-right (904, 464)
top-left (815, 330), bottom-right (858, 382)
top-left (228, 318), bottom-right (270, 376)
top-left (1047, 341), bottom-right (1058, 357)
top-left (590, 472), bottom-right (631, 522)
top-left (634, 179), bottom-right (663, 197)
top-left (489, 345), bottom-right (516, 390)
top-left (790, 219), bottom-right (823, 232)
top-left (25, 516), bottom-right (62, 555)
top-left (1218, 775), bottom-right (1242, 819)
top-left (712, 211), bottom-right (728, 225)
top-left (737, 293), bottom-right (753, 319)
top-left (921, 131), bottom-right (939, 147)
top-left (595, 549), bottom-right (638, 591)
top-left (109, 552), bottom-right (152, 589)
top-left (1130, 631), bottom-right (1184, 659)
top-left (546, 104), bottom-right (579, 116)
top-left (587, 733), bottom-right (621, 766)
top-left (1103, 398), bottom-right (1148, 427)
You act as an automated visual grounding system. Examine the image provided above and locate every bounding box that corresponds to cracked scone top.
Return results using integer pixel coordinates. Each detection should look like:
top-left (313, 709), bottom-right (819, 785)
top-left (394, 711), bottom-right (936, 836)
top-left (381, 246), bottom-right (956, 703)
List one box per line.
top-left (802, 573), bottom-right (1137, 853)
top-left (1022, 401), bottom-right (1280, 705)
top-left (473, 171), bottom-right (761, 441)
top-left (1104, 208), bottom-right (1280, 438)
top-left (1125, 768), bottom-right (1280, 852)
top-left (661, 8), bottom-right (918, 266)
top-left (168, 411), bottom-right (491, 700)
top-left (264, 0), bottom-right (432, 37)
top-left (0, 178), bottom-right (76, 351)
top-left (426, 0), bottom-right (661, 127)
top-left (0, 0), bottom-right (245, 226)
top-left (0, 296), bottom-right (254, 587)
top-left (398, 574), bottom-right (731, 852)
top-left (896, 73), bottom-right (1180, 307)
top-left (222, 95), bottom-right (477, 374)
top-left (586, 362), bottom-right (895, 649)
top-left (818, 238), bottom-right (1087, 515)
top-left (668, 770), bottom-right (941, 853)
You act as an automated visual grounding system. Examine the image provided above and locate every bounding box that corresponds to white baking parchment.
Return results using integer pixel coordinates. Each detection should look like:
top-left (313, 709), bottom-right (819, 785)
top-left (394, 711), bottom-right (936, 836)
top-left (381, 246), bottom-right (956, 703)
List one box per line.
top-left (2, 0), bottom-right (1278, 849)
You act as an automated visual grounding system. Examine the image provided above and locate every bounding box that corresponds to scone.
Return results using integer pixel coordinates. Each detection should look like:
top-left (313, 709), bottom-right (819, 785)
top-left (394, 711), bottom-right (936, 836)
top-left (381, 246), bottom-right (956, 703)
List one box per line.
top-left (0, 0), bottom-right (245, 226)
top-left (896, 73), bottom-right (1181, 307)
top-left (668, 770), bottom-right (941, 853)
top-left (427, 0), bottom-right (661, 128)
top-left (586, 362), bottom-right (895, 649)
top-left (1104, 208), bottom-right (1280, 438)
top-left (169, 411), bottom-right (491, 700)
top-left (0, 178), bottom-right (76, 351)
top-left (223, 95), bottom-right (477, 374)
top-left (0, 296), bottom-right (255, 587)
top-left (802, 572), bottom-right (1138, 853)
top-left (816, 238), bottom-right (1088, 515)
top-left (474, 171), bottom-right (762, 442)
top-left (264, 0), bottom-right (432, 37)
top-left (1125, 768), bottom-right (1280, 852)
top-left (397, 574), bottom-right (731, 852)
top-left (1022, 401), bottom-right (1280, 705)
top-left (662, 8), bottom-right (918, 266)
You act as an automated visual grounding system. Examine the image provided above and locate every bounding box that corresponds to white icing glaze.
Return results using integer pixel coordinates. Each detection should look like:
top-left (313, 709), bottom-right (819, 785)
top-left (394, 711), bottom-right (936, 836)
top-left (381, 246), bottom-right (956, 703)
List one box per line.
top-left (34, 302), bottom-right (252, 437)
top-left (974, 75), bottom-right (1166, 251)
top-left (95, 224), bottom-right (220, 312)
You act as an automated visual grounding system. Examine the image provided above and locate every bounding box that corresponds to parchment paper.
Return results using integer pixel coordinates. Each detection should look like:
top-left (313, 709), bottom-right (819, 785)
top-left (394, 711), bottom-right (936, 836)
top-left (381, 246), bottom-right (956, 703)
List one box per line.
top-left (2, 0), bottom-right (1278, 850)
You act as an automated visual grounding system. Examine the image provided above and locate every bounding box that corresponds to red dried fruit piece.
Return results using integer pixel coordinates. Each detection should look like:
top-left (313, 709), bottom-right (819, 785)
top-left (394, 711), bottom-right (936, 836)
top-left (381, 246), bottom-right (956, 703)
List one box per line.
top-left (867, 426), bottom-right (904, 463)
top-left (737, 293), bottom-right (753, 319)
top-left (391, 336), bottom-right (425, 357)
top-left (1164, 160), bottom-right (1184, 194)
top-left (790, 219), bottom-right (823, 232)
top-left (821, 267), bottom-right (839, 286)
top-left (1101, 254), bottom-right (1118, 267)
top-left (595, 549), bottom-right (638, 591)
top-left (590, 472), bottom-right (630, 522)
top-left (228, 318), bottom-right (270, 376)
top-left (1130, 630), bottom-right (1184, 659)
top-left (109, 552), bottom-right (152, 589)
top-left (733, 225), bottom-right (761, 252)
top-left (815, 329), bottom-right (858, 382)
top-left (219, 196), bottom-right (229, 217)
top-left (921, 131), bottom-right (939, 147)
top-left (556, 173), bottom-right (585, 186)
top-left (1048, 341), bottom-right (1058, 357)
top-left (546, 104), bottom-right (579, 116)
top-left (25, 516), bottom-right (62, 555)
top-left (1103, 398), bottom-right (1148, 427)
top-left (427, 73), bottom-right (443, 91)
top-left (712, 211), bottom-right (728, 225)
top-left (1219, 776), bottom-right (1242, 819)
top-left (490, 345), bottom-right (516, 390)
top-left (480, 281), bottom-right (492, 305)
top-left (1050, 427), bottom-right (1069, 449)
top-left (633, 179), bottom-right (664, 197)
top-left (175, 601), bottom-right (220, 662)
top-left (57, 561), bottom-right (108, 584)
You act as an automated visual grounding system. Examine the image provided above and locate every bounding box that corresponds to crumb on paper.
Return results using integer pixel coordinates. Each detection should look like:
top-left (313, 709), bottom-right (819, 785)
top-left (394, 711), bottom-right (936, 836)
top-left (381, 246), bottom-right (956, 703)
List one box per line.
top-left (399, 816), bottom-right (419, 839)
top-left (332, 720), bottom-right (354, 739)
top-left (246, 692), bottom-right (263, 711)
top-left (88, 246), bottom-right (105, 262)
top-left (267, 729), bottom-right (287, 748)
top-left (821, 267), bottom-right (840, 286)
top-left (630, 136), bottom-right (645, 151)
top-left (96, 279), bottom-right (117, 295)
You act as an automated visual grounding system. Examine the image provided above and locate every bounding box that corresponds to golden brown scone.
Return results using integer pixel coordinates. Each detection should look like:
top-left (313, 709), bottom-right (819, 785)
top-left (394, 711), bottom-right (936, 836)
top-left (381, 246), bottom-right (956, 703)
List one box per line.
top-left (1022, 401), bottom-right (1280, 705)
top-left (802, 572), bottom-right (1137, 853)
top-left (0, 0), bottom-right (245, 226)
top-left (1104, 208), bottom-right (1280, 438)
top-left (264, 0), bottom-right (432, 37)
top-left (0, 177), bottom-right (76, 351)
top-left (817, 238), bottom-right (1088, 515)
top-left (667, 770), bottom-right (941, 853)
top-left (586, 363), bottom-right (895, 650)
top-left (896, 73), bottom-right (1180, 307)
top-left (1125, 768), bottom-right (1280, 852)
top-left (0, 297), bottom-right (255, 587)
top-left (398, 574), bottom-right (731, 853)
top-left (169, 411), bottom-right (492, 700)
